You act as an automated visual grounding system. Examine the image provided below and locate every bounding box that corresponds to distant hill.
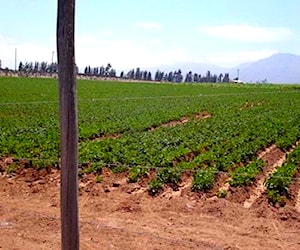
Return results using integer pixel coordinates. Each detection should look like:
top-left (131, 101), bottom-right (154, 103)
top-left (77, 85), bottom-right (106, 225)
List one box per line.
top-left (230, 53), bottom-right (300, 84)
top-left (148, 53), bottom-right (300, 84)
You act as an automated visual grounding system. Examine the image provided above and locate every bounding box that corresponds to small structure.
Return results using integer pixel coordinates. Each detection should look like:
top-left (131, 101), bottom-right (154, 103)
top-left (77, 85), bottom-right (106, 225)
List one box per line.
top-left (233, 79), bottom-right (244, 84)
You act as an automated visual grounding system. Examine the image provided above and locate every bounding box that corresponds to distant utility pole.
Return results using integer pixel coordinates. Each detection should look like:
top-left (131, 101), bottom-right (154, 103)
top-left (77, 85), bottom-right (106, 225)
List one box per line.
top-left (51, 51), bottom-right (55, 65)
top-left (237, 69), bottom-right (240, 80)
top-left (51, 51), bottom-right (55, 74)
top-left (15, 48), bottom-right (17, 71)
top-left (57, 0), bottom-right (79, 249)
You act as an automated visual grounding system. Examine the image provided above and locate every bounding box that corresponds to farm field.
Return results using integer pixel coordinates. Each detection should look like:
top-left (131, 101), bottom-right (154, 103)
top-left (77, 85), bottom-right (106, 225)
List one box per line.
top-left (1, 76), bottom-right (300, 249)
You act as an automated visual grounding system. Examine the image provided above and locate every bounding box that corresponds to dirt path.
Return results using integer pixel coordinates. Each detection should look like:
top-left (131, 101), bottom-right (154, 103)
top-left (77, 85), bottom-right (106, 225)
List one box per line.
top-left (1, 169), bottom-right (300, 250)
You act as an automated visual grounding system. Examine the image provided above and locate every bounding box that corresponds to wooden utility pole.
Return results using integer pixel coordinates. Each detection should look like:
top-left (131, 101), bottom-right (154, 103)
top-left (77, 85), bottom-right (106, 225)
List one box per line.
top-left (57, 0), bottom-right (79, 249)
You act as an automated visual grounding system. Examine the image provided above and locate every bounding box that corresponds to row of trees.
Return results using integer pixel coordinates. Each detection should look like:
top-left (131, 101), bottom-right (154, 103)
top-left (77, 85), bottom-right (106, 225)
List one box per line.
top-left (3, 59), bottom-right (231, 83)
top-left (119, 68), bottom-right (230, 83)
top-left (120, 68), bottom-right (153, 81)
top-left (83, 63), bottom-right (116, 77)
top-left (184, 71), bottom-right (230, 83)
top-left (81, 62), bottom-right (231, 83)
top-left (18, 61), bottom-right (59, 74)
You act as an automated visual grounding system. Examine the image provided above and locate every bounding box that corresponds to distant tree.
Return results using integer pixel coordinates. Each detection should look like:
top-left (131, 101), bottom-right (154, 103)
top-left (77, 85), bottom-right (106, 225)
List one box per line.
top-left (163, 73), bottom-right (168, 81)
top-left (147, 71), bottom-right (152, 81)
top-left (206, 71), bottom-right (211, 82)
top-left (184, 71), bottom-right (193, 83)
top-left (174, 69), bottom-right (183, 83)
top-left (18, 62), bottom-right (23, 72)
top-left (93, 67), bottom-right (98, 76)
top-left (120, 71), bottom-right (124, 78)
top-left (99, 66), bottom-right (105, 76)
top-left (23, 62), bottom-right (29, 72)
top-left (217, 73), bottom-right (223, 83)
top-left (105, 63), bottom-right (111, 76)
top-left (130, 69), bottom-right (135, 79)
top-left (39, 62), bottom-right (47, 73)
top-left (167, 71), bottom-right (173, 82)
top-left (109, 68), bottom-right (116, 77)
top-left (222, 73), bottom-right (230, 82)
top-left (212, 74), bottom-right (217, 83)
top-left (193, 73), bottom-right (199, 83)
top-left (135, 67), bottom-right (141, 80)
top-left (143, 70), bottom-right (148, 80)
top-left (34, 62), bottom-right (39, 73)
top-left (154, 70), bottom-right (160, 81)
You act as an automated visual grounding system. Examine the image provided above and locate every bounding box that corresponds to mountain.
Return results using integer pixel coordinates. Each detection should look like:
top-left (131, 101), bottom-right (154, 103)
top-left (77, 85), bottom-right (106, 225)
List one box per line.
top-left (145, 53), bottom-right (300, 84)
top-left (230, 53), bottom-right (300, 84)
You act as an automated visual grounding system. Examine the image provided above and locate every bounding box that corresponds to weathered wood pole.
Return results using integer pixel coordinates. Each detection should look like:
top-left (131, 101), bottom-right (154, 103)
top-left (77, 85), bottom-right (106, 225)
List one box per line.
top-left (57, 0), bottom-right (79, 249)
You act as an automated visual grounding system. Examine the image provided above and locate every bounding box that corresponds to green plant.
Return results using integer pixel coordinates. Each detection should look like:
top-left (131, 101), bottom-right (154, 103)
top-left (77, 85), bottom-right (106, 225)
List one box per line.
top-left (111, 165), bottom-right (127, 174)
top-left (265, 163), bottom-right (297, 204)
top-left (229, 159), bottom-right (264, 187)
top-left (192, 167), bottom-right (216, 191)
top-left (156, 168), bottom-right (181, 185)
top-left (148, 178), bottom-right (163, 196)
top-left (83, 162), bottom-right (103, 175)
top-left (127, 166), bottom-right (147, 183)
top-left (266, 189), bottom-right (284, 205)
top-left (5, 163), bottom-right (19, 174)
top-left (95, 175), bottom-right (102, 183)
top-left (217, 189), bottom-right (227, 198)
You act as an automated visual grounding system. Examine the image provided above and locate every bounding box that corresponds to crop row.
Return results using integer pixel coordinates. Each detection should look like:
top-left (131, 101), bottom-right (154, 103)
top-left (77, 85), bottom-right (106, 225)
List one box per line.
top-left (1, 77), bottom-right (300, 198)
top-left (265, 144), bottom-right (300, 204)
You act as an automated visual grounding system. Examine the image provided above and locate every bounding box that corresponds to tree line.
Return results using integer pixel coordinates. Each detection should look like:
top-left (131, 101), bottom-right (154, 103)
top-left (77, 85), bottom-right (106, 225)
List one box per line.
top-left (83, 64), bottom-right (230, 83)
top-left (2, 59), bottom-right (231, 83)
top-left (18, 61), bottom-right (59, 73)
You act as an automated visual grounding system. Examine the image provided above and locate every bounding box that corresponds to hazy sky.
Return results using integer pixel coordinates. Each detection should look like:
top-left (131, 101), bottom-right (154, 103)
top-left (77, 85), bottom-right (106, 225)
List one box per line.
top-left (0, 0), bottom-right (299, 71)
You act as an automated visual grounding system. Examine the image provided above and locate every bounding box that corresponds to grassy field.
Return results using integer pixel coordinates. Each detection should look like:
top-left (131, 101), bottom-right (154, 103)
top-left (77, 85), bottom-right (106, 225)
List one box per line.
top-left (1, 77), bottom-right (300, 199)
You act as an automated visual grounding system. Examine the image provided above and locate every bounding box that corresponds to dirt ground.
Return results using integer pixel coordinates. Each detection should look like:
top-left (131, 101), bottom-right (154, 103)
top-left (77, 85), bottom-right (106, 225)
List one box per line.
top-left (1, 148), bottom-right (300, 250)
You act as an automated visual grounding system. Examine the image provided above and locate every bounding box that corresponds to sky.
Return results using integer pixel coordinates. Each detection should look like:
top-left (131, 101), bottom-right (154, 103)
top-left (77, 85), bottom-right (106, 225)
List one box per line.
top-left (0, 0), bottom-right (299, 72)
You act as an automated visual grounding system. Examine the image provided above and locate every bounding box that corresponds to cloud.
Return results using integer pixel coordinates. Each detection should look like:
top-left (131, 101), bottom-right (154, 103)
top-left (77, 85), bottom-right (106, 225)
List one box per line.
top-left (0, 33), bottom-right (284, 72)
top-left (0, 34), bottom-right (188, 71)
top-left (76, 35), bottom-right (187, 71)
top-left (0, 36), bottom-right (54, 69)
top-left (205, 49), bottom-right (278, 67)
top-left (199, 24), bottom-right (293, 43)
top-left (136, 22), bottom-right (161, 30)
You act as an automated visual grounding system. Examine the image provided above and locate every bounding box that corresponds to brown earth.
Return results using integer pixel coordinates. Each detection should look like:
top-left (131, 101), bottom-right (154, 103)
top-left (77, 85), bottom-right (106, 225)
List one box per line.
top-left (149, 111), bottom-right (211, 132)
top-left (87, 111), bottom-right (211, 142)
top-left (228, 145), bottom-right (286, 206)
top-left (1, 164), bottom-right (300, 250)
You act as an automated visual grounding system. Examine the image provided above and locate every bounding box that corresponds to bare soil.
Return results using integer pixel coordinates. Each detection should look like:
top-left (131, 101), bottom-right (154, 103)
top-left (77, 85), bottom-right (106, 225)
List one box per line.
top-left (1, 164), bottom-right (300, 250)
top-left (214, 145), bottom-right (285, 205)
top-left (149, 111), bottom-right (211, 132)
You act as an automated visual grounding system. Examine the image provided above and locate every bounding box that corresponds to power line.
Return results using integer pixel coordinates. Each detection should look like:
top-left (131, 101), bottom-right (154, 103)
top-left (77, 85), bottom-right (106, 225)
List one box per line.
top-left (0, 90), bottom-right (299, 106)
